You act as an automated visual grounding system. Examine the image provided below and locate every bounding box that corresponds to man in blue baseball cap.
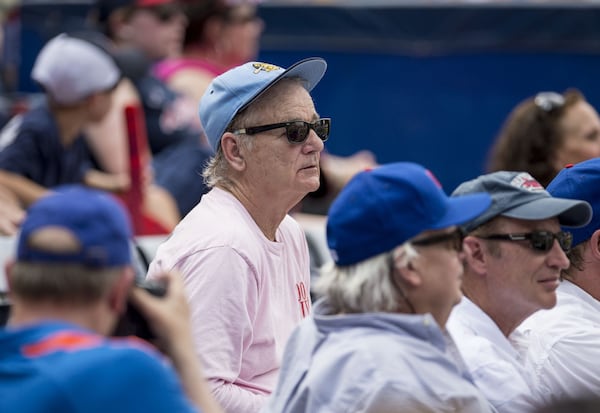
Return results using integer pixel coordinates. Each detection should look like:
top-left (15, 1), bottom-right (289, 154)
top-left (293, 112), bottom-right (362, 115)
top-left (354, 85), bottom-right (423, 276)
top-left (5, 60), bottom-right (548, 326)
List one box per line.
top-left (516, 159), bottom-right (600, 405)
top-left (263, 162), bottom-right (495, 413)
top-left (447, 171), bottom-right (592, 413)
top-left (0, 186), bottom-right (222, 413)
top-left (147, 57), bottom-right (329, 413)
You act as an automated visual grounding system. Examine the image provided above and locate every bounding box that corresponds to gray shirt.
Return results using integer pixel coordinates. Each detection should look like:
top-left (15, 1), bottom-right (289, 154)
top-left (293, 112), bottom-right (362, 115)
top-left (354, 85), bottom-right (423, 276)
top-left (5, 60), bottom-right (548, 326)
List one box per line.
top-left (263, 298), bottom-right (496, 413)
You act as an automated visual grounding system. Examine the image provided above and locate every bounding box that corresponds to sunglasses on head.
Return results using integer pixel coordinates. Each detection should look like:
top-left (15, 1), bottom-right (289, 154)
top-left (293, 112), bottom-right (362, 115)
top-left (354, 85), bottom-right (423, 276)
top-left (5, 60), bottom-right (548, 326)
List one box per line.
top-left (534, 91), bottom-right (565, 113)
top-left (411, 228), bottom-right (465, 253)
top-left (232, 118), bottom-right (331, 144)
top-left (477, 230), bottom-right (572, 253)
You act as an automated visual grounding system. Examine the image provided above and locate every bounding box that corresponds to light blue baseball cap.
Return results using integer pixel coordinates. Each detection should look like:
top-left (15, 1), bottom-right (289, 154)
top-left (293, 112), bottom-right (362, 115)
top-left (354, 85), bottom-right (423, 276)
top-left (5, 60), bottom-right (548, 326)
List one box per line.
top-left (199, 57), bottom-right (327, 151)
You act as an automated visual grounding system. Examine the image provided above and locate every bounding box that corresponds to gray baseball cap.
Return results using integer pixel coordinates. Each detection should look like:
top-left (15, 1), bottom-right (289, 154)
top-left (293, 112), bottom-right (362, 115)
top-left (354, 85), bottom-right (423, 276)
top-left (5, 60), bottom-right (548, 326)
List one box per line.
top-left (451, 171), bottom-right (592, 233)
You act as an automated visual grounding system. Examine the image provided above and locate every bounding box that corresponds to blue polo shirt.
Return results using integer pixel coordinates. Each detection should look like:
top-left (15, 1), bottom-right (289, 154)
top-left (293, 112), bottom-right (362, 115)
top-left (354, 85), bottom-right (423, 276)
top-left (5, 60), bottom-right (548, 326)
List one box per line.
top-left (0, 322), bottom-right (200, 413)
top-left (0, 102), bottom-right (92, 187)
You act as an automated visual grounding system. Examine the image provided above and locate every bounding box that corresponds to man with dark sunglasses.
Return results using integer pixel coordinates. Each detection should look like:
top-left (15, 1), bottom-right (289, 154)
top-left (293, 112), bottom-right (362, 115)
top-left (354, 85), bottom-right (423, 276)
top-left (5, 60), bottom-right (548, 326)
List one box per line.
top-left (263, 162), bottom-right (494, 412)
top-left (147, 58), bottom-right (328, 413)
top-left (515, 158), bottom-right (600, 406)
top-left (447, 171), bottom-right (592, 413)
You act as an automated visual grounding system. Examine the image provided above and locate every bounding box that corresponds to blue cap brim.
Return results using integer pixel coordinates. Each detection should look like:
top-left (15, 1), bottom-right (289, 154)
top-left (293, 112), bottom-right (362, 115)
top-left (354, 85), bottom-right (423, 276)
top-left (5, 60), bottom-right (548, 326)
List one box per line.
top-left (431, 193), bottom-right (492, 231)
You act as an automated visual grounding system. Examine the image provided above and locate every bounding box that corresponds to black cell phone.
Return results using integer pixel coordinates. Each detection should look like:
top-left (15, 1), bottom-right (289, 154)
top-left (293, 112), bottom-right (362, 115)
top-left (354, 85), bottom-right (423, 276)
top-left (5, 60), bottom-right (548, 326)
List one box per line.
top-left (0, 293), bottom-right (10, 327)
top-left (112, 279), bottom-right (167, 341)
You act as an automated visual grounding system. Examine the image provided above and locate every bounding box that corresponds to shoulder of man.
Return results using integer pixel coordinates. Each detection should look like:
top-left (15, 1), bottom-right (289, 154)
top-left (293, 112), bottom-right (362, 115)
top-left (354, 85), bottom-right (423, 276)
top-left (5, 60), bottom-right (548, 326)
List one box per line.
top-left (0, 105), bottom-right (57, 150)
top-left (35, 333), bottom-right (196, 411)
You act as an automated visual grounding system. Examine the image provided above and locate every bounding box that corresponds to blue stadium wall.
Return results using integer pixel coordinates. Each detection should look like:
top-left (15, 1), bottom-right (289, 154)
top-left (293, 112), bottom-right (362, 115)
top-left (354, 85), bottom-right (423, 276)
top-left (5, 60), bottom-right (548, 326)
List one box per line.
top-left (257, 4), bottom-right (600, 193)
top-left (13, 3), bottom-right (600, 194)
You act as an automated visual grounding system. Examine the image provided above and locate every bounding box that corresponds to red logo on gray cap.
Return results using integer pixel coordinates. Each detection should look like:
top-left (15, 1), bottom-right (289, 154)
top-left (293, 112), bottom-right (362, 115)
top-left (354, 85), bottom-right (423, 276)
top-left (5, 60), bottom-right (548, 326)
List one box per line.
top-left (510, 172), bottom-right (544, 192)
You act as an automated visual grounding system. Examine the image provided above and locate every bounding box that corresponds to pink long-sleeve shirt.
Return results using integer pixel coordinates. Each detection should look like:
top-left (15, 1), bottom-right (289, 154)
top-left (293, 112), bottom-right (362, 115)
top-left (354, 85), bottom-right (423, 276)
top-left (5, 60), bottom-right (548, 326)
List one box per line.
top-left (147, 188), bottom-right (311, 413)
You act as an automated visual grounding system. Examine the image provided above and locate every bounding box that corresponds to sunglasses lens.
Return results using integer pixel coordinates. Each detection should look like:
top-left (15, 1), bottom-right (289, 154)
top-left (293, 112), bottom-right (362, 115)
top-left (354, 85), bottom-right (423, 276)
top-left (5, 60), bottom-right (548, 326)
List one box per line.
top-left (455, 232), bottom-right (465, 252)
top-left (558, 232), bottom-right (572, 251)
top-left (529, 232), bottom-right (552, 252)
top-left (530, 231), bottom-right (572, 252)
top-left (314, 119), bottom-right (330, 141)
top-left (286, 123), bottom-right (309, 143)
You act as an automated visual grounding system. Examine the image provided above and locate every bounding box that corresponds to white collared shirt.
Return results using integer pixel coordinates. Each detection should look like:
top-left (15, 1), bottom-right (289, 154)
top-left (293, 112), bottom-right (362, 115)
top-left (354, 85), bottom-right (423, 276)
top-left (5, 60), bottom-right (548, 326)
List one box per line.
top-left (447, 297), bottom-right (537, 413)
top-left (515, 280), bottom-right (600, 405)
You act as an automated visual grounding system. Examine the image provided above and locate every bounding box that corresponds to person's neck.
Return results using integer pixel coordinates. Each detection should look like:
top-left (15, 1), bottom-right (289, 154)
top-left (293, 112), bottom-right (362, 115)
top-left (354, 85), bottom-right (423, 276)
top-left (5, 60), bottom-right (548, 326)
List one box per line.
top-left (407, 297), bottom-right (453, 330)
top-left (566, 266), bottom-right (600, 302)
top-left (8, 300), bottom-right (110, 336)
top-left (218, 183), bottom-right (301, 241)
top-left (52, 106), bottom-right (88, 147)
top-left (433, 308), bottom-right (453, 330)
top-left (462, 282), bottom-right (531, 337)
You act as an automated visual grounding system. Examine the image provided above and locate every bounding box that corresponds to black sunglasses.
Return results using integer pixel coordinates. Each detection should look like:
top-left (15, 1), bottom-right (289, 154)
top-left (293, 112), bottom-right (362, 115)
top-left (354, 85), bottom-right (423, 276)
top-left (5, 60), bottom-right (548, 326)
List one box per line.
top-left (411, 228), bottom-right (465, 252)
top-left (534, 91), bottom-right (565, 113)
top-left (233, 118), bottom-right (330, 144)
top-left (477, 230), bottom-right (572, 253)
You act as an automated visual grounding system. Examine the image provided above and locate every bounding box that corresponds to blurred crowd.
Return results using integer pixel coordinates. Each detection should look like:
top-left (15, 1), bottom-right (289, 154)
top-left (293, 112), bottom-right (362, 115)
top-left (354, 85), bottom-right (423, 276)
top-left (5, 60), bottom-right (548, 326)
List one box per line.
top-left (2, 1), bottom-right (600, 413)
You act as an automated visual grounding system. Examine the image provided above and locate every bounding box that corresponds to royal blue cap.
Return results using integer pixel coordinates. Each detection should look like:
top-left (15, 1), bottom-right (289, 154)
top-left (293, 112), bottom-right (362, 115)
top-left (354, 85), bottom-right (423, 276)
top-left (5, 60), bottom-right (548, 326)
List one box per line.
top-left (199, 58), bottom-right (327, 151)
top-left (326, 162), bottom-right (492, 266)
top-left (547, 159), bottom-right (600, 247)
top-left (452, 171), bottom-right (592, 233)
top-left (17, 186), bottom-right (132, 267)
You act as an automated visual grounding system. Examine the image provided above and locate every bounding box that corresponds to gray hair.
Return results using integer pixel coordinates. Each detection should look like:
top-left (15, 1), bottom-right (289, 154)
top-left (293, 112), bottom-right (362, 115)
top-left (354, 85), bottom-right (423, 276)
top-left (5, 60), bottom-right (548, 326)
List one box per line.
top-left (203, 137), bottom-right (253, 189)
top-left (314, 242), bottom-right (419, 314)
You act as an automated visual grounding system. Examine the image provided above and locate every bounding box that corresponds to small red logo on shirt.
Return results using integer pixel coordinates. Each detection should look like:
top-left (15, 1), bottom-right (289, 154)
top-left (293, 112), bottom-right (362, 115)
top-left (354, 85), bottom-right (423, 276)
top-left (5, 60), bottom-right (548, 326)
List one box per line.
top-left (22, 332), bottom-right (101, 357)
top-left (296, 282), bottom-right (310, 318)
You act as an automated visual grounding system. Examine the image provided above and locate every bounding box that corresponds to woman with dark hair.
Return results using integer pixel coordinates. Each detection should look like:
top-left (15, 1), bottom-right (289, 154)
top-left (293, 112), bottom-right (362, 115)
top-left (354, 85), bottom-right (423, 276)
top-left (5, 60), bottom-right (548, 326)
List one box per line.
top-left (487, 89), bottom-right (600, 187)
top-left (153, 0), bottom-right (263, 104)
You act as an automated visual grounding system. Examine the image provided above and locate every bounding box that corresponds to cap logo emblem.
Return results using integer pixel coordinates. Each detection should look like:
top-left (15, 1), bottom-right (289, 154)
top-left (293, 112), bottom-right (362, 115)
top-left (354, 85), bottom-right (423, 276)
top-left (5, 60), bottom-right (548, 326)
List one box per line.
top-left (510, 172), bottom-right (544, 192)
top-left (252, 62), bottom-right (282, 74)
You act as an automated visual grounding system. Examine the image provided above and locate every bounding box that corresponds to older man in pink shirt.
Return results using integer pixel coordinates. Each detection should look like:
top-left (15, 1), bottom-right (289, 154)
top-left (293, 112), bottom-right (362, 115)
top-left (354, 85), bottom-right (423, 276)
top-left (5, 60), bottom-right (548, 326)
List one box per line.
top-left (147, 57), bottom-right (329, 413)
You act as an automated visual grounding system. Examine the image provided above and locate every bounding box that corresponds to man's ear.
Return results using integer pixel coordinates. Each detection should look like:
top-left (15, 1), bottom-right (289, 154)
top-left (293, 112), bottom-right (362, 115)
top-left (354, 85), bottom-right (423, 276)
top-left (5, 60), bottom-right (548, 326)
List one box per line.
top-left (220, 133), bottom-right (246, 172)
top-left (108, 268), bottom-right (135, 315)
top-left (462, 235), bottom-right (488, 275)
top-left (392, 251), bottom-right (422, 289)
top-left (589, 229), bottom-right (600, 261)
